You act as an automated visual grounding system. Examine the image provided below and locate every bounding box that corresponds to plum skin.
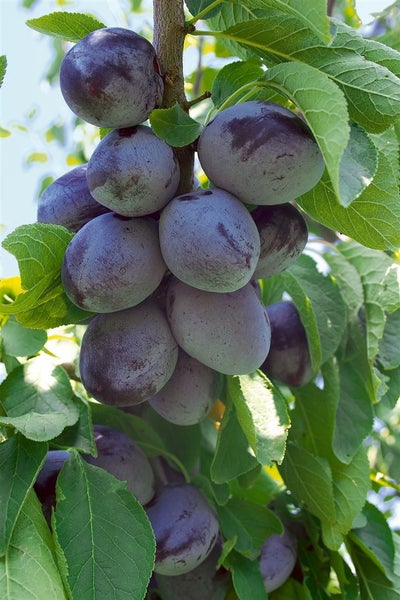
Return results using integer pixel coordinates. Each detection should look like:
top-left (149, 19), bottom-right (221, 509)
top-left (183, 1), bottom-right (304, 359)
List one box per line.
top-left (251, 203), bottom-right (308, 279)
top-left (37, 164), bottom-right (109, 232)
top-left (61, 212), bottom-right (166, 313)
top-left (166, 278), bottom-right (271, 375)
top-left (86, 126), bottom-right (180, 217)
top-left (79, 299), bottom-right (178, 407)
top-left (197, 100), bottom-right (325, 206)
top-left (146, 483), bottom-right (219, 576)
top-left (84, 424), bottom-right (155, 505)
top-left (60, 27), bottom-right (164, 129)
top-left (34, 450), bottom-right (71, 523)
top-left (155, 541), bottom-right (229, 600)
top-left (148, 349), bottom-right (220, 426)
top-left (259, 528), bottom-right (298, 592)
top-left (261, 301), bottom-right (313, 387)
top-left (159, 188), bottom-right (260, 293)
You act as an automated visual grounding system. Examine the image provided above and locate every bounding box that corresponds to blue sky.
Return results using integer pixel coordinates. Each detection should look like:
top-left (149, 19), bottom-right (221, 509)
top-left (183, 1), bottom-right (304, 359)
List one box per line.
top-left (0, 0), bottom-right (392, 278)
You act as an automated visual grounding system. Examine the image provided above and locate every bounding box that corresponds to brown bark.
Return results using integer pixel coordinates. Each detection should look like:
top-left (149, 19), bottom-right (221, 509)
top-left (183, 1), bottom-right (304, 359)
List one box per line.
top-left (152, 0), bottom-right (195, 194)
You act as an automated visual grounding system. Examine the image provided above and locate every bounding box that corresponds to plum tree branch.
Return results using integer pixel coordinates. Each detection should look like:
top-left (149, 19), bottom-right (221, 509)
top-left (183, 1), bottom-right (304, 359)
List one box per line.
top-left (153, 0), bottom-right (195, 194)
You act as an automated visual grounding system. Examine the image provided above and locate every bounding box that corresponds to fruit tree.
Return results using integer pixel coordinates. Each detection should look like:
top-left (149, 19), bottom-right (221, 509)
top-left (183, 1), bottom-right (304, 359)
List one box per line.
top-left (1, 1), bottom-right (400, 598)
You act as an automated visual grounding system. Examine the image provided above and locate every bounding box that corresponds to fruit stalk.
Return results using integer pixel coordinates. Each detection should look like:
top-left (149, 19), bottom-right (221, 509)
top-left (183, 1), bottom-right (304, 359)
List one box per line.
top-left (153, 0), bottom-right (195, 193)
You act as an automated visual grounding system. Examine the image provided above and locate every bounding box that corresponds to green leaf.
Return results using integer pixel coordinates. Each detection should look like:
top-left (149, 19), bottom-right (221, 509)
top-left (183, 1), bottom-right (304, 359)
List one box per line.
top-left (261, 61), bottom-right (350, 203)
top-left (281, 253), bottom-right (347, 373)
top-left (350, 502), bottom-right (395, 578)
top-left (299, 149), bottom-right (400, 251)
top-left (0, 435), bottom-right (47, 556)
top-left (210, 14), bottom-right (400, 132)
top-left (225, 550), bottom-right (268, 599)
top-left (0, 357), bottom-right (79, 441)
top-left (378, 310), bottom-right (400, 370)
top-left (26, 12), bottom-right (106, 42)
top-left (338, 241), bottom-right (400, 359)
top-left (0, 55), bottom-right (6, 88)
top-left (210, 400), bottom-right (260, 483)
top-left (331, 19), bottom-right (400, 79)
top-left (334, 352), bottom-right (375, 460)
top-left (349, 532), bottom-right (400, 598)
top-left (217, 497), bottom-right (283, 557)
top-left (321, 446), bottom-right (370, 550)
top-left (211, 60), bottom-right (265, 108)
top-left (1, 223), bottom-right (93, 328)
top-left (144, 405), bottom-right (201, 473)
top-left (0, 316), bottom-right (47, 357)
top-left (185, 0), bottom-right (225, 20)
top-left (322, 250), bottom-right (363, 322)
top-left (54, 452), bottom-right (155, 599)
top-left (290, 360), bottom-right (340, 460)
top-left (228, 371), bottom-right (290, 466)
top-left (278, 442), bottom-right (336, 526)
top-left (52, 396), bottom-right (95, 455)
top-left (150, 104), bottom-right (203, 147)
top-left (0, 491), bottom-right (67, 599)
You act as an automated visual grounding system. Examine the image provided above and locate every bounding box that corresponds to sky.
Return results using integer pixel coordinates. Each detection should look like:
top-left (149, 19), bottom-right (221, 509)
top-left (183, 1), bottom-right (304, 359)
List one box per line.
top-left (0, 0), bottom-right (394, 278)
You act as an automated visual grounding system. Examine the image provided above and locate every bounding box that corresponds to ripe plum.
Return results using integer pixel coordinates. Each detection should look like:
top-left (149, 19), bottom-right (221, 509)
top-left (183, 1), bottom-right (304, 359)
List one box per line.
top-left (149, 349), bottom-right (220, 426)
top-left (60, 27), bottom-right (163, 128)
top-left (259, 528), bottom-right (297, 592)
top-left (166, 279), bottom-right (271, 375)
top-left (84, 424), bottom-right (155, 505)
top-left (251, 203), bottom-right (308, 278)
top-left (37, 164), bottom-right (109, 232)
top-left (159, 187), bottom-right (260, 292)
top-left (86, 126), bottom-right (180, 217)
top-left (261, 301), bottom-right (313, 387)
top-left (61, 212), bottom-right (166, 313)
top-left (146, 483), bottom-right (219, 576)
top-left (197, 100), bottom-right (325, 205)
top-left (79, 299), bottom-right (178, 406)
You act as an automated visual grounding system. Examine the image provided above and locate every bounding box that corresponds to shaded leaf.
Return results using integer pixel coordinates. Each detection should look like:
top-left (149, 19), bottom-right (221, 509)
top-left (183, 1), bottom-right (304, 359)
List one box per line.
top-left (0, 435), bottom-right (47, 556)
top-left (217, 497), bottom-right (283, 557)
top-left (211, 401), bottom-right (259, 483)
top-left (0, 491), bottom-right (67, 598)
top-left (281, 253), bottom-right (347, 372)
top-left (225, 550), bottom-right (268, 599)
top-left (0, 316), bottom-right (47, 357)
top-left (350, 502), bottom-right (395, 578)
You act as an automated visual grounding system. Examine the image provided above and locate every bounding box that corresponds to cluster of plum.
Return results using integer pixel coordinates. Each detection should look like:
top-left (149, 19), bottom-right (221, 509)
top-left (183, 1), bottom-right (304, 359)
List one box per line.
top-left (35, 26), bottom-right (323, 595)
top-left (35, 426), bottom-right (298, 597)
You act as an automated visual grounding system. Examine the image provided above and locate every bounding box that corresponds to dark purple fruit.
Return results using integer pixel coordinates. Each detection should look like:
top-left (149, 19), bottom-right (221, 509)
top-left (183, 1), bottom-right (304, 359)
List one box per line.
top-left (37, 164), bottom-right (110, 232)
top-left (146, 483), bottom-right (219, 576)
top-left (148, 349), bottom-right (220, 426)
top-left (79, 299), bottom-right (178, 406)
top-left (259, 528), bottom-right (297, 592)
top-left (155, 541), bottom-right (229, 599)
top-left (197, 100), bottom-right (325, 205)
top-left (166, 279), bottom-right (271, 375)
top-left (60, 27), bottom-right (164, 128)
top-left (86, 126), bottom-right (180, 217)
top-left (159, 188), bottom-right (260, 292)
top-left (61, 212), bottom-right (166, 313)
top-left (34, 450), bottom-right (70, 522)
top-left (261, 301), bottom-right (313, 387)
top-left (84, 425), bottom-right (155, 505)
top-left (251, 204), bottom-right (308, 278)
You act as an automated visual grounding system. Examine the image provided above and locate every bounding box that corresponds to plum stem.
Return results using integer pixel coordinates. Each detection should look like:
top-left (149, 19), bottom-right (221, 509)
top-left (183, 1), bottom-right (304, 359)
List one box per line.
top-left (153, 0), bottom-right (195, 194)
